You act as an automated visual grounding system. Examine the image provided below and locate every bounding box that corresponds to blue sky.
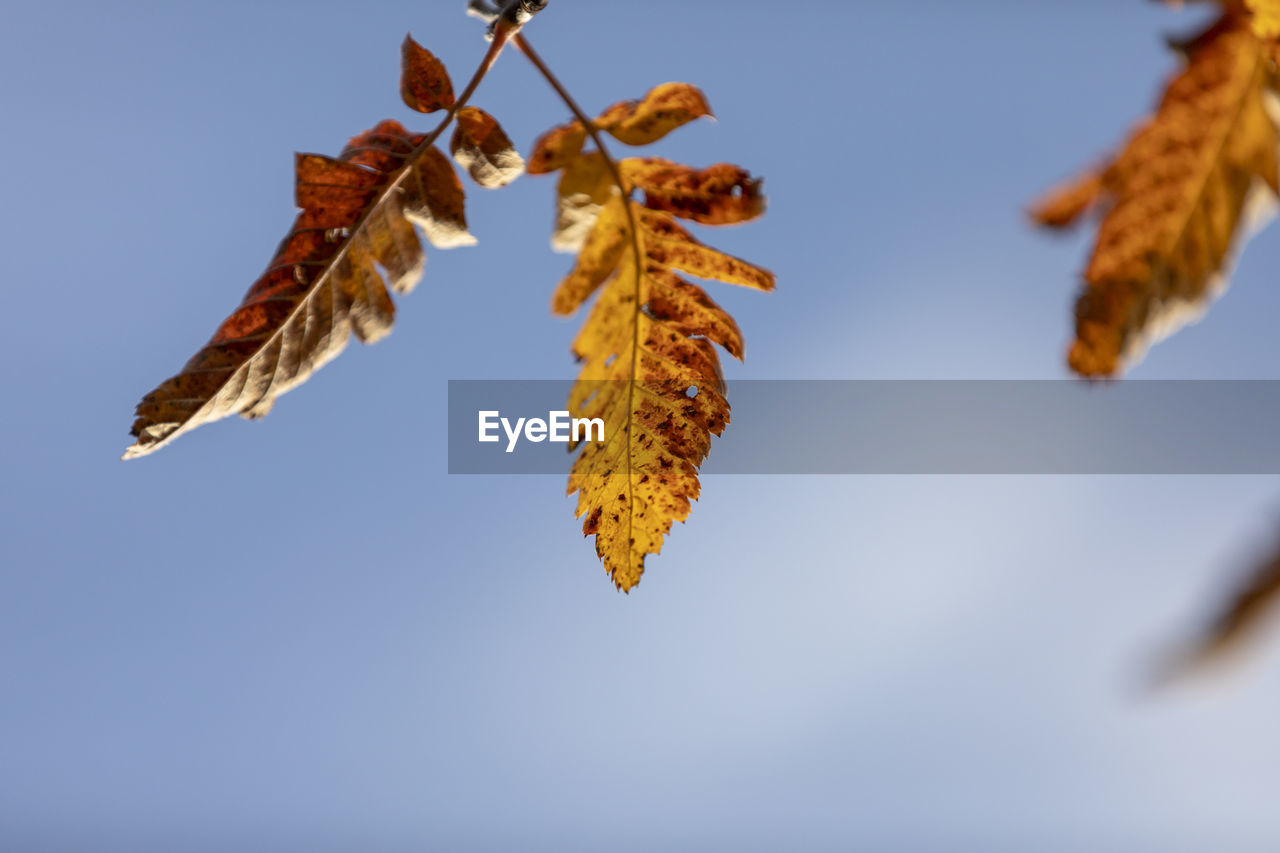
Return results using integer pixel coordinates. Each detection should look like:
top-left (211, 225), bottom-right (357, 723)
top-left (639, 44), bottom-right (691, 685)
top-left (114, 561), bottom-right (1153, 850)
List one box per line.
top-left (5, 1), bottom-right (1280, 850)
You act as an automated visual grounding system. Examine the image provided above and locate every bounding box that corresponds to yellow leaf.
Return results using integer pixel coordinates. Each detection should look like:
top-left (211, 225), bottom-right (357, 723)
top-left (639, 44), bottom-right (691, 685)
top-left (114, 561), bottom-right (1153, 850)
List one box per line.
top-left (593, 82), bottom-right (713, 146)
top-left (552, 151), bottom-right (616, 252)
top-left (530, 86), bottom-right (772, 589)
top-left (560, 198), bottom-right (774, 590)
top-left (529, 83), bottom-right (711, 175)
top-left (551, 194), bottom-right (629, 314)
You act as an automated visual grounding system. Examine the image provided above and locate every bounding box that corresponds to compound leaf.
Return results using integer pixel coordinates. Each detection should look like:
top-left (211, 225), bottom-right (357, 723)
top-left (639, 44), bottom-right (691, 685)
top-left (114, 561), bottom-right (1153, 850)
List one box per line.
top-left (531, 84), bottom-right (772, 590)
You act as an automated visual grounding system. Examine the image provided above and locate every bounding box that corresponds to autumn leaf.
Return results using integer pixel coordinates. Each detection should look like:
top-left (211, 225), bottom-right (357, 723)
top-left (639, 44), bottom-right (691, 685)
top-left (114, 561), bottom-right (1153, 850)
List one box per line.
top-left (126, 39), bottom-right (523, 458)
top-left (401, 34), bottom-right (455, 113)
top-left (550, 151), bottom-right (614, 252)
top-left (1030, 13), bottom-right (1279, 377)
top-left (451, 106), bottom-right (525, 188)
top-left (1153, 532), bottom-right (1280, 684)
top-left (620, 159), bottom-right (765, 226)
top-left (1027, 169), bottom-right (1105, 229)
top-left (527, 82), bottom-right (712, 175)
top-left (530, 83), bottom-right (773, 590)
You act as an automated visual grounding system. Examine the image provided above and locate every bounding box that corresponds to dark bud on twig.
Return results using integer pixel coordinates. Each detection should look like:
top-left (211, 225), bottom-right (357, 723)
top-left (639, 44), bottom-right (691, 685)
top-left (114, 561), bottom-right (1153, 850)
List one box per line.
top-left (466, 0), bottom-right (547, 41)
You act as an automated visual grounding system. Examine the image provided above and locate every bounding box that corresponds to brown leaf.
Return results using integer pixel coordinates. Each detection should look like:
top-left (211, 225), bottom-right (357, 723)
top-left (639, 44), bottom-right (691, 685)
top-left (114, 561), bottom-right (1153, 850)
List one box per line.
top-left (450, 106), bottom-right (525, 188)
top-left (1193, 550), bottom-right (1280, 668)
top-left (401, 34), bottom-right (455, 114)
top-left (1155, 534), bottom-right (1280, 683)
top-left (125, 120), bottom-right (474, 459)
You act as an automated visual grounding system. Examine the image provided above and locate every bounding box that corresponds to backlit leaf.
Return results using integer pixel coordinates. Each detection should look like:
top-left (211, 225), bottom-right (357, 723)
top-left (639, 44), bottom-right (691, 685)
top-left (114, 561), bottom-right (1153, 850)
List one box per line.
top-left (528, 121), bottom-right (588, 175)
top-left (621, 158), bottom-right (766, 225)
top-left (126, 120), bottom-right (476, 458)
top-left (401, 34), bottom-right (456, 114)
top-left (450, 106), bottom-right (525, 188)
top-left (593, 83), bottom-right (713, 146)
top-left (528, 82), bottom-right (712, 173)
top-left (551, 151), bottom-right (615, 252)
top-left (531, 87), bottom-right (773, 590)
top-left (1246, 0), bottom-right (1280, 39)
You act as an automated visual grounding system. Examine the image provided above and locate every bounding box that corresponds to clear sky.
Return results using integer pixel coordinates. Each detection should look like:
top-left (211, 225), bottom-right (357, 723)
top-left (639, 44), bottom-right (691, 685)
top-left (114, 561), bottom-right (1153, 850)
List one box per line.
top-left (5, 1), bottom-right (1280, 850)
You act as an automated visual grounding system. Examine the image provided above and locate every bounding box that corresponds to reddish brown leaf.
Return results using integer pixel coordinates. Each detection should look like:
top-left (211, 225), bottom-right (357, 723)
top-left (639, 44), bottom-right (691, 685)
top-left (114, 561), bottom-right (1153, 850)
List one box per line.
top-left (125, 119), bottom-right (473, 459)
top-left (401, 34), bottom-right (455, 114)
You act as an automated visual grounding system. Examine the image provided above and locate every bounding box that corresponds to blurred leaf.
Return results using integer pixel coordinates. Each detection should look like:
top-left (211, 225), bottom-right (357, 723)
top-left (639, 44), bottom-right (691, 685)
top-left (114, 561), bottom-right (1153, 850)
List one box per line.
top-left (1157, 534), bottom-right (1280, 683)
top-left (450, 106), bottom-right (525, 188)
top-left (1032, 14), bottom-right (1279, 377)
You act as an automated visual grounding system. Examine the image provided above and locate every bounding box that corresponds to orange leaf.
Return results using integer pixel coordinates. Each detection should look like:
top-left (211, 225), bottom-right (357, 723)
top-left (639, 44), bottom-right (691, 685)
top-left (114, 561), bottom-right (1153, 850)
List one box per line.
top-left (1031, 16), bottom-right (1279, 377)
top-left (595, 82), bottom-right (713, 146)
top-left (528, 121), bottom-right (587, 175)
top-left (1027, 169), bottom-right (1105, 229)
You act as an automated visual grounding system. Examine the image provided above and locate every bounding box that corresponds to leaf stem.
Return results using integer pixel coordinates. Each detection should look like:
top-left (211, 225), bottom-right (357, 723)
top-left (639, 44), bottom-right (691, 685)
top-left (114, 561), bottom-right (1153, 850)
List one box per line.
top-left (415, 23), bottom-right (513, 156)
top-left (513, 32), bottom-right (645, 564)
top-left (510, 34), bottom-right (633, 203)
